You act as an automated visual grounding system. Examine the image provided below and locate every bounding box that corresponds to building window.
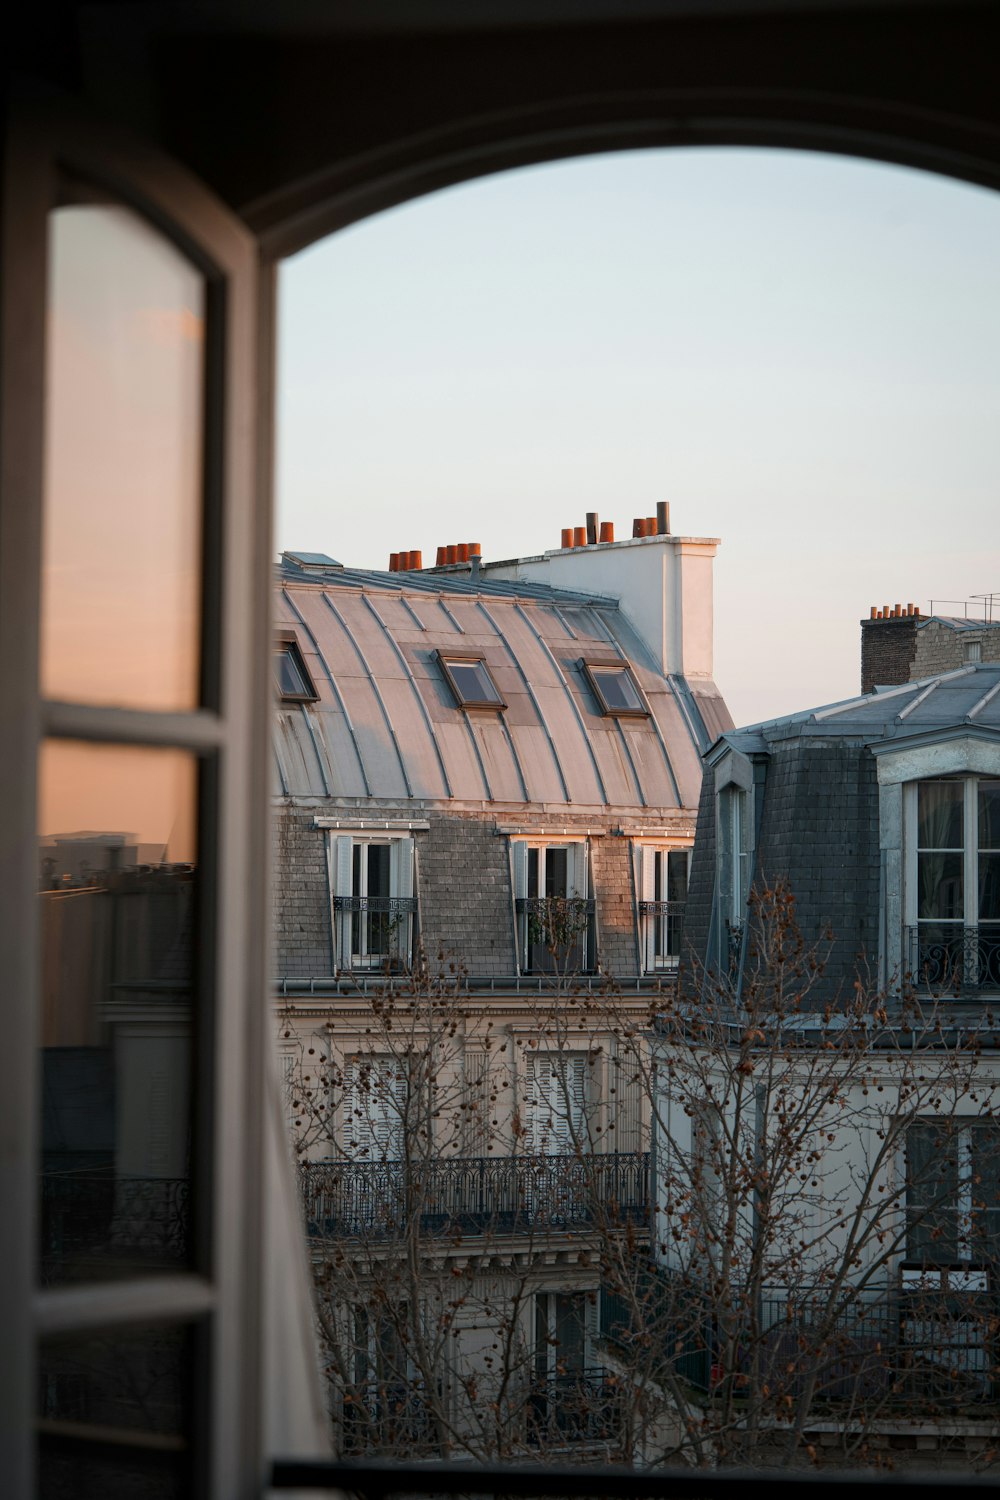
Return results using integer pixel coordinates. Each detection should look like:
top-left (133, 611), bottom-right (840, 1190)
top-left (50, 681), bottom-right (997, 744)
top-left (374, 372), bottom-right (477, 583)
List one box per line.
top-left (906, 776), bottom-right (1000, 992)
top-left (511, 841), bottom-right (594, 972)
top-left (343, 1056), bottom-right (407, 1161)
top-left (530, 1292), bottom-right (615, 1445)
top-left (579, 659), bottom-right (649, 717)
top-left (718, 786), bottom-right (751, 970)
top-left (636, 845), bottom-right (689, 972)
top-left (436, 651), bottom-right (505, 709)
top-left (905, 1121), bottom-right (1000, 1265)
top-left (523, 1053), bottom-right (589, 1154)
top-left (275, 631), bottom-right (318, 701)
top-left (331, 834), bottom-right (416, 971)
top-left (964, 639), bottom-right (983, 664)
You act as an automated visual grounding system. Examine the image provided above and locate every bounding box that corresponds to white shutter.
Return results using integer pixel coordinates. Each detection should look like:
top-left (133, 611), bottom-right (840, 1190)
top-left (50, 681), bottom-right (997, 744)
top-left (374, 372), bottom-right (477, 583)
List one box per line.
top-left (333, 834), bottom-right (354, 971)
top-left (389, 836), bottom-right (414, 899)
top-left (523, 1053), bottom-right (539, 1153)
top-left (640, 845), bottom-right (657, 971)
top-left (614, 1044), bottom-right (642, 1154)
top-left (569, 841), bottom-right (589, 899)
top-left (464, 1051), bottom-right (490, 1156)
top-left (346, 1056), bottom-right (405, 1161)
top-left (511, 840), bottom-right (528, 899)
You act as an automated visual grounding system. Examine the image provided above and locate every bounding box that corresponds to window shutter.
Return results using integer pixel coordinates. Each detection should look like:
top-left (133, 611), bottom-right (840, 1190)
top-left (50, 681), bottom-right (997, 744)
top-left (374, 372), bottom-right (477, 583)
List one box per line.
top-left (389, 836), bottom-right (414, 900)
top-left (569, 841), bottom-right (589, 899)
top-left (346, 1057), bottom-right (406, 1162)
top-left (640, 845), bottom-right (657, 971)
top-left (464, 1051), bottom-right (491, 1156)
top-left (614, 1045), bottom-right (642, 1154)
top-left (511, 840), bottom-right (528, 900)
top-left (333, 834), bottom-right (353, 971)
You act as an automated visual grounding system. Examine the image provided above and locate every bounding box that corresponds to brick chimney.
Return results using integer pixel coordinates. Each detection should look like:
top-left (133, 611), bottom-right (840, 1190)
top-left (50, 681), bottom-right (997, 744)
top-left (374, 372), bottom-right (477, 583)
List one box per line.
top-left (860, 610), bottom-right (918, 694)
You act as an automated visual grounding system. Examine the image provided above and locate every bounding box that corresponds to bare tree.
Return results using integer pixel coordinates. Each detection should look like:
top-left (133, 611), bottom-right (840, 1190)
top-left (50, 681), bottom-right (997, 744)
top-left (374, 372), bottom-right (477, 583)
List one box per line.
top-left (279, 891), bottom-right (1000, 1470)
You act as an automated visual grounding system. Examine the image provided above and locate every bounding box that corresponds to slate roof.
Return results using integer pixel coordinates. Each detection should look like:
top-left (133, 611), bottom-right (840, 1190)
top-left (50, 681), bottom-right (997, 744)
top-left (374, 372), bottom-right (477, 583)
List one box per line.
top-left (715, 664), bottom-right (1000, 756)
top-left (274, 555), bottom-right (731, 811)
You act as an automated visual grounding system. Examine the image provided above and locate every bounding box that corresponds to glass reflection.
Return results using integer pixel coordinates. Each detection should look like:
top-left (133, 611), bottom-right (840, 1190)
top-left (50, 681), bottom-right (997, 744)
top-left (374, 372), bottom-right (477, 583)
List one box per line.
top-left (41, 185), bottom-right (204, 710)
top-left (38, 742), bottom-right (197, 1285)
top-left (38, 1324), bottom-right (192, 1500)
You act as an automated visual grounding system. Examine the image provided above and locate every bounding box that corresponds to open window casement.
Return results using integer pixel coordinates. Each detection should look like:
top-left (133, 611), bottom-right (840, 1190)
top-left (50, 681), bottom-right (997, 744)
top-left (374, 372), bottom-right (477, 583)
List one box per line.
top-left (330, 833), bottom-right (415, 971)
top-left (636, 844), bottom-right (690, 972)
top-left (511, 839), bottom-right (591, 972)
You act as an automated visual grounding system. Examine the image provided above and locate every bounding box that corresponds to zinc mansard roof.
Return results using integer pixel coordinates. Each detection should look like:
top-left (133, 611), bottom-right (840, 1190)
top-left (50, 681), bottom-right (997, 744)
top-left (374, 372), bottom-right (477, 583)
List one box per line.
top-left (712, 664), bottom-right (1000, 759)
top-left (274, 558), bottom-right (729, 811)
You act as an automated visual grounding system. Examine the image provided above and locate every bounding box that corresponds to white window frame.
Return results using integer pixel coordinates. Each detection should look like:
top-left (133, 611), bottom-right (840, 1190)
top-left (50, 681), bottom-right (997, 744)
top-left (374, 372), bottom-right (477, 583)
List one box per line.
top-left (330, 832), bottom-right (415, 972)
top-left (902, 773), bottom-right (1000, 992)
top-left (635, 842), bottom-right (691, 973)
top-left (342, 1054), bottom-right (408, 1162)
top-left (510, 838), bottom-right (591, 973)
top-left (904, 1119), bottom-right (1000, 1268)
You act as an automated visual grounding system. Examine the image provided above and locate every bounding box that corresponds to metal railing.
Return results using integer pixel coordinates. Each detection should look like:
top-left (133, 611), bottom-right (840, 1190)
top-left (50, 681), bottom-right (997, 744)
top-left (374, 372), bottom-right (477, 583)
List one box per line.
top-left (300, 1152), bottom-right (649, 1240)
top-left (905, 926), bottom-right (1000, 993)
top-left (526, 1367), bottom-right (623, 1448)
top-left (515, 897), bottom-right (596, 973)
top-left (333, 895), bottom-right (417, 970)
top-left (40, 1172), bottom-right (190, 1279)
top-left (601, 1263), bottom-right (999, 1406)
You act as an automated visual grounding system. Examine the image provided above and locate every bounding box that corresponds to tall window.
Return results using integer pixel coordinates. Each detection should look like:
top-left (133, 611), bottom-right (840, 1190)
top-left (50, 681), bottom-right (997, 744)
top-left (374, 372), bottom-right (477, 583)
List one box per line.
top-left (511, 841), bottom-right (594, 973)
top-left (718, 786), bottom-right (751, 969)
top-left (343, 1056), bottom-right (407, 1162)
top-left (523, 1053), bottom-right (589, 1154)
top-left (637, 845), bottom-right (690, 972)
top-left (331, 835), bottom-right (416, 971)
top-left (906, 1121), bottom-right (1000, 1265)
top-left (908, 776), bottom-right (1000, 991)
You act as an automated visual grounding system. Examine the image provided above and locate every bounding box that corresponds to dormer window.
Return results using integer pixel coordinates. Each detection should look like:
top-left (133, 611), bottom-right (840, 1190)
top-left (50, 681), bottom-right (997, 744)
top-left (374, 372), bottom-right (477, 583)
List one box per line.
top-left (906, 775), bottom-right (1000, 991)
top-left (437, 652), bottom-right (505, 709)
top-left (580, 659), bottom-right (649, 718)
top-left (275, 631), bottom-right (318, 702)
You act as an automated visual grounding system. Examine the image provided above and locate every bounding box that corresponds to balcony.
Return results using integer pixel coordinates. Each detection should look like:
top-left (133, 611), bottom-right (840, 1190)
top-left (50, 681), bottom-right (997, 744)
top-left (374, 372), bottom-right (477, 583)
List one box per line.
top-left (526, 1368), bottom-right (623, 1449)
top-left (40, 1171), bottom-right (190, 1283)
top-left (515, 896), bottom-right (596, 973)
top-left (299, 1151), bottom-right (649, 1240)
top-left (333, 895), bottom-right (417, 971)
top-left (905, 925), bottom-right (1000, 994)
top-left (601, 1265), bottom-right (999, 1408)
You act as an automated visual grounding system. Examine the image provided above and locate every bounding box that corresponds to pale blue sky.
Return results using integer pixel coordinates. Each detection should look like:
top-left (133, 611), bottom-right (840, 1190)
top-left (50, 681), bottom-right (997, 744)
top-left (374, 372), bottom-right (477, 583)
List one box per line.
top-left (276, 148), bottom-right (1000, 727)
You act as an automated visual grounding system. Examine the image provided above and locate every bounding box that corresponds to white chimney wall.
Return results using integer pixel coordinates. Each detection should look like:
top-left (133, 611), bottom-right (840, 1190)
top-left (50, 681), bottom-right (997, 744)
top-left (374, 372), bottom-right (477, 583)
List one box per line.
top-left (482, 533), bottom-right (719, 679)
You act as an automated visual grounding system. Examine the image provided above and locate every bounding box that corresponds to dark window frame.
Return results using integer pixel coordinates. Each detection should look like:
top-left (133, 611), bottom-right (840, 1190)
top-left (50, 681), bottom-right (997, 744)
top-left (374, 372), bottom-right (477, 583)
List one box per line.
top-left (579, 658), bottom-right (649, 718)
top-left (275, 630), bottom-right (318, 702)
top-left (436, 650), bottom-right (506, 710)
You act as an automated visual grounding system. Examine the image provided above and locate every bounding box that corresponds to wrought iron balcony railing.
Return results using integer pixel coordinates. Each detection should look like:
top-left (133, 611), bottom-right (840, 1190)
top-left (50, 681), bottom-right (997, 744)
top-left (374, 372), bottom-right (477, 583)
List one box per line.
top-left (905, 925), bottom-right (1000, 993)
top-left (526, 1367), bottom-right (623, 1448)
top-left (333, 895), bottom-right (418, 970)
top-left (601, 1263), bottom-right (1000, 1406)
top-left (515, 896), bottom-right (596, 973)
top-left (299, 1151), bottom-right (649, 1240)
top-left (40, 1172), bottom-right (190, 1281)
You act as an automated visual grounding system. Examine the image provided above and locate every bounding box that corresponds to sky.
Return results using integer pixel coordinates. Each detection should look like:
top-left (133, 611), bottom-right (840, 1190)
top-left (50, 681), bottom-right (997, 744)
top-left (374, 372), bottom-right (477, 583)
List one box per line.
top-left (276, 147), bottom-right (1000, 728)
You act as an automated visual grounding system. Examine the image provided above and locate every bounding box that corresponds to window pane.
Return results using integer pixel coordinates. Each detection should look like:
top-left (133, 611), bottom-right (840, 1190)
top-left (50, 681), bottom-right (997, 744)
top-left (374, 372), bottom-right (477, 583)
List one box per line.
top-left (443, 658), bottom-right (501, 704)
top-left (917, 850), bottom-right (963, 920)
top-left (980, 781), bottom-right (1000, 851)
top-left (917, 780), bottom-right (964, 849)
top-left (906, 1124), bottom-right (959, 1262)
top-left (591, 667), bottom-right (642, 712)
top-left (979, 853), bottom-right (1000, 922)
top-left (667, 849), bottom-right (689, 901)
top-left (275, 645), bottom-right (310, 698)
top-left (42, 190), bottom-right (204, 710)
top-left (38, 741), bottom-right (197, 1285)
top-left (38, 1324), bottom-right (192, 1500)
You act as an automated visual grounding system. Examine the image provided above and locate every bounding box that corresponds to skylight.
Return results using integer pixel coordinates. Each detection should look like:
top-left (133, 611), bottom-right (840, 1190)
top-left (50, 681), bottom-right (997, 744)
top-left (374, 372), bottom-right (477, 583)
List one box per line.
top-left (437, 652), bottom-right (505, 709)
top-left (580, 659), bottom-right (649, 717)
top-left (275, 633), bottom-right (318, 701)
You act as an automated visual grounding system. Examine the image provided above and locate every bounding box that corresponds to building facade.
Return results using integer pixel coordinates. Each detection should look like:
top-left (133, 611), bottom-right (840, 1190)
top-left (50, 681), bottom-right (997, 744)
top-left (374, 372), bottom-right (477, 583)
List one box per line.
top-left (272, 521), bottom-right (731, 1455)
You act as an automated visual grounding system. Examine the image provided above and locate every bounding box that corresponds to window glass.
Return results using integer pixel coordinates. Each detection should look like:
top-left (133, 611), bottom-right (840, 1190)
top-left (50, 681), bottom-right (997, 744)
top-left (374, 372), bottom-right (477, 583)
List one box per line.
top-left (42, 186), bottom-right (204, 711)
top-left (917, 780), bottom-right (964, 851)
top-left (38, 1323), bottom-right (192, 1499)
top-left (590, 666), bottom-right (643, 713)
top-left (274, 641), bottom-right (316, 700)
top-left (38, 741), bottom-right (197, 1286)
top-left (440, 657), bottom-right (502, 706)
